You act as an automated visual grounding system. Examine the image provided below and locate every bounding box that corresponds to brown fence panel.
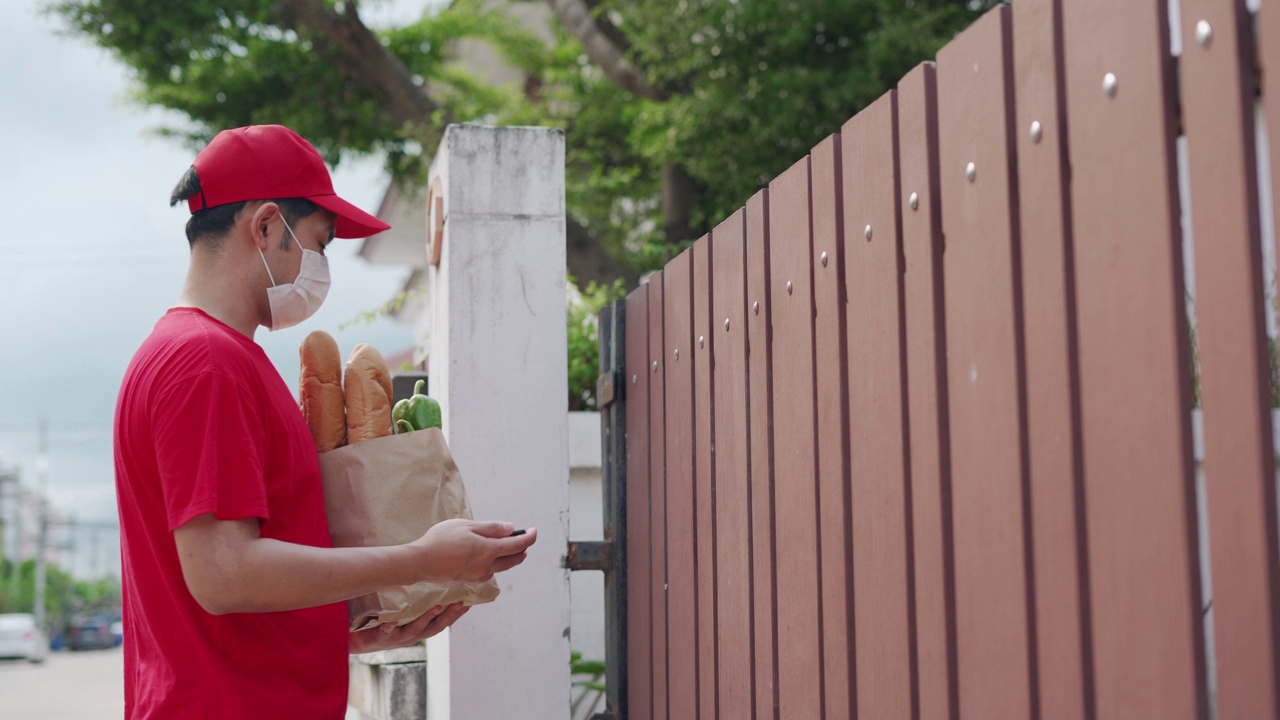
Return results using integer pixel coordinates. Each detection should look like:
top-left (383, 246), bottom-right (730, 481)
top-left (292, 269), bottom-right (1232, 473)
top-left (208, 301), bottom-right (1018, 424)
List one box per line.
top-left (1180, 1), bottom-right (1280, 718)
top-left (1010, 1), bottom-right (1092, 719)
top-left (1256, 0), bottom-right (1280, 708)
top-left (648, 270), bottom-right (669, 720)
top-left (810, 134), bottom-right (854, 720)
top-left (896, 61), bottom-right (957, 720)
top-left (614, 4), bottom-right (1280, 720)
top-left (936, 7), bottom-right (1036, 718)
top-left (627, 284), bottom-right (653, 720)
top-left (1061, 0), bottom-right (1206, 717)
top-left (767, 157), bottom-right (824, 719)
top-left (711, 209), bottom-right (752, 720)
top-left (1265, 2), bottom-right (1280, 274)
top-left (841, 91), bottom-right (916, 719)
top-left (692, 235), bottom-right (718, 720)
top-left (746, 190), bottom-right (779, 720)
top-left (663, 250), bottom-right (698, 719)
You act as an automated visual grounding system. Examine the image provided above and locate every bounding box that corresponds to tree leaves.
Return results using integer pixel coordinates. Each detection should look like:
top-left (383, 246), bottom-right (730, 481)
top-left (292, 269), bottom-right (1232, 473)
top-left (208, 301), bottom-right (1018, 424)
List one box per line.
top-left (46, 0), bottom-right (525, 176)
top-left (47, 0), bottom-right (996, 279)
top-left (523, 0), bottom-right (997, 272)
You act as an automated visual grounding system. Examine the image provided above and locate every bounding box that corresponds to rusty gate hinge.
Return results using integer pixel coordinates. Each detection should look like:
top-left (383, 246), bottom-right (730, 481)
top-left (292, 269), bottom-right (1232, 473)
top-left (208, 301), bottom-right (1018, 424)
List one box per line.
top-left (596, 369), bottom-right (621, 409)
top-left (565, 540), bottom-right (612, 572)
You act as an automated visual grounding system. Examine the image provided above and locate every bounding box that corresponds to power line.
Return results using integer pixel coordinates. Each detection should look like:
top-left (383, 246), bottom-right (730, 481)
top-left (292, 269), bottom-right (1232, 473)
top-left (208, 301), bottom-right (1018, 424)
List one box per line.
top-left (0, 251), bottom-right (185, 261)
top-left (0, 420), bottom-right (110, 425)
top-left (0, 421), bottom-right (112, 430)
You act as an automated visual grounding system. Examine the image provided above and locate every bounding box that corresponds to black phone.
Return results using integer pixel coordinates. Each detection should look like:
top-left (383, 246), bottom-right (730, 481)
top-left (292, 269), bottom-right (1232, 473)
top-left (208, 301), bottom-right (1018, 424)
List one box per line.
top-left (510, 528), bottom-right (527, 537)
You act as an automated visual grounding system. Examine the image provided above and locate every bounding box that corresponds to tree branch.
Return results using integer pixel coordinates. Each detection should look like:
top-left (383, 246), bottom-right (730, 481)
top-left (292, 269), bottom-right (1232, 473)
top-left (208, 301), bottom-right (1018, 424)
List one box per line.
top-left (581, 0), bottom-right (633, 59)
top-left (545, 1), bottom-right (701, 250)
top-left (661, 163), bottom-right (699, 245)
top-left (546, 0), bottom-right (667, 101)
top-left (567, 216), bottom-right (638, 289)
top-left (271, 0), bottom-right (447, 134)
top-left (274, 0), bottom-right (637, 288)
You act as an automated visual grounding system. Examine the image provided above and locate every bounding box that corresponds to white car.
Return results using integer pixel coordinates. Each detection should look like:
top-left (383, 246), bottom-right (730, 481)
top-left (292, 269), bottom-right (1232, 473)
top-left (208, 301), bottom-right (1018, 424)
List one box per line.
top-left (0, 613), bottom-right (47, 663)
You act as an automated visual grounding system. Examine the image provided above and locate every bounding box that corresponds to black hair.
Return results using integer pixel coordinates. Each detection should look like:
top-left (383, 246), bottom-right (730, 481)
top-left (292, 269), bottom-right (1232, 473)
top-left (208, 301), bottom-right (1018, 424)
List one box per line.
top-left (169, 166), bottom-right (321, 249)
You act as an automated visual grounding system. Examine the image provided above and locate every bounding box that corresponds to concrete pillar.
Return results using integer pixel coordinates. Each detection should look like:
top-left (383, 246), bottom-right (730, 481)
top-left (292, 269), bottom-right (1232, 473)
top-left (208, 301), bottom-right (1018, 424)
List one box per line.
top-left (421, 124), bottom-right (571, 720)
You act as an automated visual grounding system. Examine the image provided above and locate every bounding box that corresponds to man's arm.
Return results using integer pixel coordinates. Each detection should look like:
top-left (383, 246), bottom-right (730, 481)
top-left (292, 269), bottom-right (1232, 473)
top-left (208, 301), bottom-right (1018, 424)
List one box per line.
top-left (174, 514), bottom-right (536, 615)
top-left (348, 602), bottom-right (470, 655)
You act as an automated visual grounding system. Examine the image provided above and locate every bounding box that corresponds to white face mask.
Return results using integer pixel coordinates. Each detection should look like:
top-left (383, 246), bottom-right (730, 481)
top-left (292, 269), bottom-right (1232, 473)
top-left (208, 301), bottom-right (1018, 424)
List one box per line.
top-left (258, 217), bottom-right (330, 331)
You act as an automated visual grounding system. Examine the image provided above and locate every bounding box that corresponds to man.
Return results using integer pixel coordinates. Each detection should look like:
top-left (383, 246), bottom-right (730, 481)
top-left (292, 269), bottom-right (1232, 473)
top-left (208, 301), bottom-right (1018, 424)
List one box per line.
top-left (113, 125), bottom-right (538, 719)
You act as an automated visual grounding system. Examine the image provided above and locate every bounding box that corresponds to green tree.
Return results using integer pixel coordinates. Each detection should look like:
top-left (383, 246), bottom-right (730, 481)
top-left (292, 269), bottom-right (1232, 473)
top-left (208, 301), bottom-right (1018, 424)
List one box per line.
top-left (0, 558), bottom-right (118, 632)
top-left (567, 277), bottom-right (626, 411)
top-left (0, 557), bottom-right (13, 613)
top-left (534, 0), bottom-right (995, 273)
top-left (49, 0), bottom-right (993, 285)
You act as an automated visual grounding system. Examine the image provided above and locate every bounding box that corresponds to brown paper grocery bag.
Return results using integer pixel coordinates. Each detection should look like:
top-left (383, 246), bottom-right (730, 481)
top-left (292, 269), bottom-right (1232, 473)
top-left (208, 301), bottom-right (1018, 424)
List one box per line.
top-left (318, 428), bottom-right (500, 631)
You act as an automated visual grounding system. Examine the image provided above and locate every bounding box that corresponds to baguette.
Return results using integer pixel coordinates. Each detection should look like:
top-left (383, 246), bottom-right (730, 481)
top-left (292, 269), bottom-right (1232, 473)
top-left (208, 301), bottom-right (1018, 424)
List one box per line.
top-left (345, 343), bottom-right (394, 444)
top-left (299, 330), bottom-right (346, 452)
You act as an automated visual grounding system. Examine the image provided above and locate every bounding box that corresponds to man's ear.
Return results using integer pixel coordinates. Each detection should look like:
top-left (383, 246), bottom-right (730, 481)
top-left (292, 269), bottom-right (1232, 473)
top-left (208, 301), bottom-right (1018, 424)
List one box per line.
top-left (247, 202), bottom-right (282, 250)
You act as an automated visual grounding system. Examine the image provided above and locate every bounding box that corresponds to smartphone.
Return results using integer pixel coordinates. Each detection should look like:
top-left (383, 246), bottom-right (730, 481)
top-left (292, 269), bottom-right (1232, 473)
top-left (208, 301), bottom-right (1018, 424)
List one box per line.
top-left (510, 528), bottom-right (527, 537)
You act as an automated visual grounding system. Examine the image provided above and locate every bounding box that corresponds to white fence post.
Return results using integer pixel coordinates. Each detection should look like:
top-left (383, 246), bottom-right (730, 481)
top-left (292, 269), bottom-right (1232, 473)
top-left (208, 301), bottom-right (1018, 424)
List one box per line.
top-left (421, 124), bottom-right (571, 720)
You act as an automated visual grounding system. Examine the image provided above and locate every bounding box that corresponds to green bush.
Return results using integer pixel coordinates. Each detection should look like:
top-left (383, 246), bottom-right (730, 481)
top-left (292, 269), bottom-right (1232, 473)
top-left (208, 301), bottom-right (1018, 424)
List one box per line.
top-left (0, 558), bottom-right (120, 633)
top-left (568, 278), bottom-right (628, 412)
top-left (570, 649), bottom-right (606, 719)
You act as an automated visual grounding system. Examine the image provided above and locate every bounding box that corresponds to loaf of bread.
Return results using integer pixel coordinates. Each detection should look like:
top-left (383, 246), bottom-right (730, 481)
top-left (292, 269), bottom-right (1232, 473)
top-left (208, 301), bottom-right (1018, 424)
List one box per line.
top-left (299, 330), bottom-right (346, 452)
top-left (345, 343), bottom-right (394, 444)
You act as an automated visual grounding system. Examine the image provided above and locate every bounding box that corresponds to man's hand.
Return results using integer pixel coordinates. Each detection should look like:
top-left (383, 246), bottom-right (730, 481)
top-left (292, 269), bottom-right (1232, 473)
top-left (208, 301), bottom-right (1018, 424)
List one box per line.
top-left (408, 520), bottom-right (537, 583)
top-left (170, 514), bottom-right (535, 616)
top-left (348, 603), bottom-right (470, 655)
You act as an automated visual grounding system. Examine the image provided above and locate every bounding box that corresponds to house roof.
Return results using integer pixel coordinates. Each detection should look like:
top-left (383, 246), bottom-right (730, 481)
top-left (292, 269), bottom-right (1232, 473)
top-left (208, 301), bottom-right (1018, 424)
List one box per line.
top-left (357, 181), bottom-right (429, 269)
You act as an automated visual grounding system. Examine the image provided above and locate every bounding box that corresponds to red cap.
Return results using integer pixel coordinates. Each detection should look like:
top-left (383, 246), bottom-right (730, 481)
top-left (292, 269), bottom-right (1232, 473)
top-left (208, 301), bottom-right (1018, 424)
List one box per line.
top-left (187, 125), bottom-right (391, 239)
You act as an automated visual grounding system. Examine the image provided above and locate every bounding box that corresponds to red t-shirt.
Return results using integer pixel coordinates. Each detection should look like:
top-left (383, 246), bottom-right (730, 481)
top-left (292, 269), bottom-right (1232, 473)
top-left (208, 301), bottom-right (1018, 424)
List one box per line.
top-left (113, 307), bottom-right (348, 719)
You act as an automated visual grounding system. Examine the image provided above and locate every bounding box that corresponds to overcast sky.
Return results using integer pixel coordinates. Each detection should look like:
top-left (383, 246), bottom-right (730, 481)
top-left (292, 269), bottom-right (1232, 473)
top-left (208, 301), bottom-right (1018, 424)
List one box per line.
top-left (0, 0), bottom-right (434, 576)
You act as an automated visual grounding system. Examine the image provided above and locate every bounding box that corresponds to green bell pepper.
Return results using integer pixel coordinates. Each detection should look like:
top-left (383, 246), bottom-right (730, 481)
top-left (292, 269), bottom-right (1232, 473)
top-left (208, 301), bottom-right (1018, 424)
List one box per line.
top-left (392, 379), bottom-right (442, 433)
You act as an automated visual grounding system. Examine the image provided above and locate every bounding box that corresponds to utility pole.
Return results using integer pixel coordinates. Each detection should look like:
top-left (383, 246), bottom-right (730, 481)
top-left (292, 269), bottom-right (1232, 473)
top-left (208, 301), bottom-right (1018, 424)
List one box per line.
top-left (66, 517), bottom-right (77, 579)
top-left (90, 523), bottom-right (100, 579)
top-left (0, 467), bottom-right (11, 598)
top-left (34, 418), bottom-right (48, 635)
top-left (11, 485), bottom-right (21, 565)
top-left (0, 466), bottom-right (10, 567)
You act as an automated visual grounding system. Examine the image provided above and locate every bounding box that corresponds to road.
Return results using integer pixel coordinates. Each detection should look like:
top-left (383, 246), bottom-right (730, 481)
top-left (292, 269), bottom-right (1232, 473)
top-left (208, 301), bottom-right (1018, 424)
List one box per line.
top-left (0, 647), bottom-right (124, 719)
top-left (0, 646), bottom-right (368, 718)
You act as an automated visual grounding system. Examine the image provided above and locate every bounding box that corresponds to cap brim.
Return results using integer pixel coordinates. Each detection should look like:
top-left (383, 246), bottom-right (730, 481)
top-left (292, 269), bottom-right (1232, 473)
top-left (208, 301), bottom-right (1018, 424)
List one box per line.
top-left (308, 194), bottom-right (392, 239)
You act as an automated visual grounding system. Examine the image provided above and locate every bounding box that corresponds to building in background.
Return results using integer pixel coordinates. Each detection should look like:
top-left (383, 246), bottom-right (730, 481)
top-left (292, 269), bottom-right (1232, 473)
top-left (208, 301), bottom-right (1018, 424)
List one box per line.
top-left (0, 464), bottom-right (75, 572)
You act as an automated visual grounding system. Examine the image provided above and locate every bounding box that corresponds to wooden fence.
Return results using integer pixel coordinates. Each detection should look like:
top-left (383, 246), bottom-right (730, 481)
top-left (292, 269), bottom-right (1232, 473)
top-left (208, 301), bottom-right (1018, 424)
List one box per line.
top-left (613, 1), bottom-right (1280, 718)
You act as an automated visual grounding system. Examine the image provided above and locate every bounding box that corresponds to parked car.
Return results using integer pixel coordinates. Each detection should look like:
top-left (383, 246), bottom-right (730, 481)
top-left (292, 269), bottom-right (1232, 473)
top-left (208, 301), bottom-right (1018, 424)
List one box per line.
top-left (66, 616), bottom-right (115, 651)
top-left (0, 613), bottom-right (47, 663)
top-left (110, 620), bottom-right (124, 647)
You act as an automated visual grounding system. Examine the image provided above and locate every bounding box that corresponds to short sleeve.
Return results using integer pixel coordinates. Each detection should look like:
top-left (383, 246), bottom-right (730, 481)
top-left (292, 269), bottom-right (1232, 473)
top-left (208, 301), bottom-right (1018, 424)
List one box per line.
top-left (152, 370), bottom-right (270, 531)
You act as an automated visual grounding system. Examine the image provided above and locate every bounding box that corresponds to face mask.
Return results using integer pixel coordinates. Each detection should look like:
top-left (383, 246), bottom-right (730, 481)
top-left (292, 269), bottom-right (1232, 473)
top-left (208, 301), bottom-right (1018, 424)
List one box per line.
top-left (258, 217), bottom-right (330, 331)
